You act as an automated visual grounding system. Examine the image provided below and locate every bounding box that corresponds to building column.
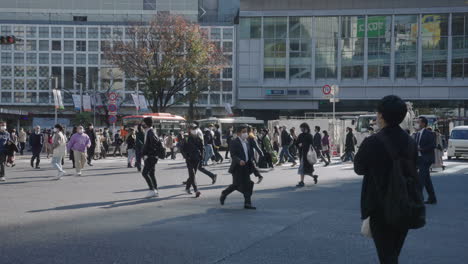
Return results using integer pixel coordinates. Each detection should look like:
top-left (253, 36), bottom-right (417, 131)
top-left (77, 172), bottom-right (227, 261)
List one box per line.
top-left (448, 13), bottom-right (453, 81)
top-left (390, 15), bottom-right (396, 82)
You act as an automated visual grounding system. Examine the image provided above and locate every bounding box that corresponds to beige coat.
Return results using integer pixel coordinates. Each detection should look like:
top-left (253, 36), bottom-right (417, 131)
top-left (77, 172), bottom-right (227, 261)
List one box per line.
top-left (52, 132), bottom-right (67, 157)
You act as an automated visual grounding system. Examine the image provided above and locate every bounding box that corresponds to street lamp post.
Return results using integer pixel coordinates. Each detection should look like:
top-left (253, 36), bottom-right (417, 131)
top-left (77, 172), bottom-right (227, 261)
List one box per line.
top-left (50, 76), bottom-right (59, 124)
top-left (79, 83), bottom-right (83, 113)
top-left (136, 82), bottom-right (140, 115)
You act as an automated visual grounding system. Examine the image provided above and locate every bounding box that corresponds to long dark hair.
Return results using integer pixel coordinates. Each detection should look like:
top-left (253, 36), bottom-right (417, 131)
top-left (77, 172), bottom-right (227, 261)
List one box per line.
top-left (323, 130), bottom-right (329, 137)
top-left (299, 123), bottom-right (310, 133)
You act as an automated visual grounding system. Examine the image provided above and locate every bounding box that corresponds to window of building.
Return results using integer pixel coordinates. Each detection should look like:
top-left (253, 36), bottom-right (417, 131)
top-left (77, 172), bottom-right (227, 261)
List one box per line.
top-left (100, 27), bottom-right (111, 39)
top-left (39, 40), bottom-right (49, 51)
top-left (14, 92), bottom-right (24, 103)
top-left (52, 40), bottom-right (61, 51)
top-left (1, 25), bottom-right (11, 34)
top-left (222, 41), bottom-right (232, 53)
top-left (222, 81), bottom-right (232, 91)
top-left (88, 41), bottom-right (99, 51)
top-left (222, 93), bottom-right (232, 104)
top-left (64, 67), bottom-right (74, 89)
top-left (76, 27), bottom-right (86, 38)
top-left (88, 54), bottom-right (99, 64)
top-left (14, 79), bottom-right (24, 90)
top-left (39, 27), bottom-right (49, 38)
top-left (14, 66), bottom-right (24, 77)
top-left (101, 41), bottom-right (110, 52)
top-left (14, 26), bottom-right (24, 38)
top-left (1, 92), bottom-right (12, 103)
top-left (25, 92), bottom-right (37, 103)
top-left (39, 92), bottom-right (49, 103)
top-left (1, 79), bottom-right (12, 90)
top-left (341, 16), bottom-right (365, 79)
top-left (88, 28), bottom-right (99, 39)
top-left (76, 67), bottom-right (86, 85)
top-left (240, 17), bottom-right (262, 39)
top-left (39, 79), bottom-right (49, 90)
top-left (223, 28), bottom-right (233, 40)
top-left (76, 40), bottom-right (86, 51)
top-left (39, 66), bottom-right (49, 77)
top-left (64, 54), bottom-right (74, 64)
top-left (76, 54), bottom-right (86, 64)
top-left (39, 53), bottom-right (49, 64)
top-left (210, 94), bottom-right (221, 105)
top-left (89, 67), bottom-right (99, 90)
top-left (263, 17), bottom-right (287, 79)
top-left (26, 26), bottom-right (36, 38)
top-left (452, 13), bottom-right (468, 78)
top-left (64, 27), bottom-right (74, 38)
top-left (64, 40), bottom-right (74, 51)
top-left (26, 79), bottom-right (37, 90)
top-left (1, 53), bottom-right (12, 64)
top-left (143, 0), bottom-right (156, 10)
top-left (113, 28), bottom-right (123, 39)
top-left (14, 53), bottom-right (24, 64)
top-left (26, 54), bottom-right (37, 64)
top-left (51, 54), bottom-right (62, 64)
top-left (315, 17), bottom-right (339, 79)
top-left (26, 66), bottom-right (36, 77)
top-left (289, 17), bottom-right (312, 79)
top-left (1, 66), bottom-right (12, 77)
top-left (421, 14), bottom-right (448, 79)
top-left (394, 15), bottom-right (418, 79)
top-left (51, 27), bottom-right (61, 38)
top-left (368, 16), bottom-right (392, 79)
top-left (211, 28), bottom-right (221, 39)
top-left (73, 16), bottom-right (87, 22)
top-left (26, 40), bottom-right (37, 51)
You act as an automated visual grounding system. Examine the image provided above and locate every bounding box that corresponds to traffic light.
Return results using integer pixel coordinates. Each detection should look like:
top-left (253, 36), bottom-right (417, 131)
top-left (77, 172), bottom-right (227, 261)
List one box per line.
top-left (0, 35), bottom-right (16, 45)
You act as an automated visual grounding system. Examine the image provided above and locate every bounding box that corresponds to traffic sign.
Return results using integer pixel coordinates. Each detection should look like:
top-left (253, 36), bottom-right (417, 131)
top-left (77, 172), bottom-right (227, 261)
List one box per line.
top-left (322, 84), bottom-right (332, 95)
top-left (108, 115), bottom-right (117, 124)
top-left (108, 92), bottom-right (117, 101)
top-left (108, 103), bottom-right (117, 112)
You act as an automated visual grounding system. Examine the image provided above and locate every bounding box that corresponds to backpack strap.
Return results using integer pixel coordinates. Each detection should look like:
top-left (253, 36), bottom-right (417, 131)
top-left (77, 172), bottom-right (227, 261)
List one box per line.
top-left (375, 132), bottom-right (399, 161)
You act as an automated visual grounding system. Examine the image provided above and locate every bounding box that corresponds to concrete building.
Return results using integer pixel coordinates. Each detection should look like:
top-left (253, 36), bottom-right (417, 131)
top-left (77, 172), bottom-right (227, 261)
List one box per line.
top-left (236, 0), bottom-right (468, 119)
top-left (0, 0), bottom-right (238, 128)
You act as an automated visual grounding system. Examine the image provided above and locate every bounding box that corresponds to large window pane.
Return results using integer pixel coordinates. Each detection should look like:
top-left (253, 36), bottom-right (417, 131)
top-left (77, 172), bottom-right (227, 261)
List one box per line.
top-left (452, 13), bottom-right (468, 78)
top-left (315, 17), bottom-right (339, 79)
top-left (421, 14), bottom-right (448, 79)
top-left (240, 17), bottom-right (262, 39)
top-left (264, 17), bottom-right (287, 79)
top-left (341, 16), bottom-right (365, 79)
top-left (367, 16), bottom-right (392, 79)
top-left (394, 15), bottom-right (418, 78)
top-left (289, 17), bottom-right (312, 79)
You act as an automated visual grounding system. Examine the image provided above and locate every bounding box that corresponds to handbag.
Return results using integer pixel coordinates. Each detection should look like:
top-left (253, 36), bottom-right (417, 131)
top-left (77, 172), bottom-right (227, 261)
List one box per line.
top-left (361, 217), bottom-right (372, 238)
top-left (322, 145), bottom-right (329, 151)
top-left (306, 145), bottom-right (318, 164)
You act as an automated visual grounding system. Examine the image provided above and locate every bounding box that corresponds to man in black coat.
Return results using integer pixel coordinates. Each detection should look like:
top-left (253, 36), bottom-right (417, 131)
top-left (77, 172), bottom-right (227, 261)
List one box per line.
top-left (355, 95), bottom-right (421, 264)
top-left (414, 116), bottom-right (437, 204)
top-left (313, 126), bottom-right (330, 166)
top-left (220, 125), bottom-right (256, 209)
top-left (29, 125), bottom-right (44, 169)
top-left (181, 124), bottom-right (204, 198)
top-left (213, 124), bottom-right (224, 163)
top-left (141, 117), bottom-right (160, 198)
top-left (85, 124), bottom-right (96, 166)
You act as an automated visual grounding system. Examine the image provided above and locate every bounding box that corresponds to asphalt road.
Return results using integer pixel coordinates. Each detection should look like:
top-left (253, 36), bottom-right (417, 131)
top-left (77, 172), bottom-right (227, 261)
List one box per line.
top-left (0, 153), bottom-right (467, 264)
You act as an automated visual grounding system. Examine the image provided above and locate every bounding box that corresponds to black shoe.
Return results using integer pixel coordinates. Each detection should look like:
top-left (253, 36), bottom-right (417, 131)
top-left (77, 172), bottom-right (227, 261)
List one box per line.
top-left (212, 174), bottom-right (217, 185)
top-left (182, 181), bottom-right (187, 185)
top-left (296, 181), bottom-right (305, 187)
top-left (220, 194), bottom-right (226, 205)
top-left (424, 200), bottom-right (437, 205)
top-left (137, 168), bottom-right (141, 172)
top-left (244, 204), bottom-right (256, 210)
top-left (88, 163), bottom-right (94, 166)
top-left (195, 191), bottom-right (201, 198)
top-left (35, 166), bottom-right (40, 169)
top-left (312, 175), bottom-right (318, 184)
top-left (127, 164), bottom-right (131, 168)
top-left (257, 176), bottom-right (264, 184)
top-left (324, 162), bottom-right (330, 167)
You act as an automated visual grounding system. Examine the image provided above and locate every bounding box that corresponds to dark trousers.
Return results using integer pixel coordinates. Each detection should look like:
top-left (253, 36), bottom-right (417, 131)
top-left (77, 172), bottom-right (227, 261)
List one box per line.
top-left (0, 153), bottom-right (6, 177)
top-left (322, 151), bottom-right (331, 163)
top-left (185, 159), bottom-right (199, 192)
top-left (165, 147), bottom-right (176, 159)
top-left (135, 148), bottom-right (143, 170)
top-left (142, 156), bottom-right (158, 190)
top-left (213, 147), bottom-right (223, 162)
top-left (198, 163), bottom-right (216, 179)
top-left (31, 151), bottom-right (41, 167)
top-left (113, 144), bottom-right (122, 156)
top-left (19, 142), bottom-right (25, 155)
top-left (225, 143), bottom-right (231, 159)
top-left (264, 152), bottom-right (274, 168)
top-left (315, 149), bottom-right (329, 164)
top-left (342, 150), bottom-right (354, 162)
top-left (87, 147), bottom-right (95, 164)
top-left (222, 167), bottom-right (254, 205)
top-left (371, 217), bottom-right (408, 264)
top-left (417, 159), bottom-right (437, 201)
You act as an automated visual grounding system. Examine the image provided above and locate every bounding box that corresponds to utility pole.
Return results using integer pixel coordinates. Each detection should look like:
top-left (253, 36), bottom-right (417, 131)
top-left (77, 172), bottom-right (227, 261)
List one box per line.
top-left (136, 82), bottom-right (140, 115)
top-left (51, 76), bottom-right (59, 124)
top-left (93, 84), bottom-right (96, 125)
top-left (79, 83), bottom-right (83, 113)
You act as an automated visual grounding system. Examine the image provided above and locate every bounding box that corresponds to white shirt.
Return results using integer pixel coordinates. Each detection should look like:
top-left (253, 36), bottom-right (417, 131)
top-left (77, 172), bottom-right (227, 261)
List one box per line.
top-left (240, 138), bottom-right (249, 161)
top-left (416, 128), bottom-right (425, 156)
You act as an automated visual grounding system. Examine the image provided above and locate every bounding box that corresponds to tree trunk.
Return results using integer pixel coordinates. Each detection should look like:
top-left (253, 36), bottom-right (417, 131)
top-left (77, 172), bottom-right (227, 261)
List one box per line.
top-left (188, 99), bottom-right (195, 122)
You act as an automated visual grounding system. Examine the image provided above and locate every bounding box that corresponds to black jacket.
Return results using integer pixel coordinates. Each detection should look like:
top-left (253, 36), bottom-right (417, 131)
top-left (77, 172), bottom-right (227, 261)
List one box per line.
top-left (181, 135), bottom-right (204, 161)
top-left (313, 132), bottom-right (322, 150)
top-left (248, 137), bottom-right (264, 157)
top-left (355, 126), bottom-right (418, 220)
top-left (142, 128), bottom-right (161, 157)
top-left (229, 137), bottom-right (254, 175)
top-left (204, 131), bottom-right (214, 146)
top-left (86, 129), bottom-right (96, 147)
top-left (29, 133), bottom-right (44, 151)
top-left (281, 130), bottom-right (292, 147)
top-left (214, 130), bottom-right (222, 147)
top-left (415, 129), bottom-right (436, 164)
top-left (126, 135), bottom-right (136, 149)
top-left (296, 132), bottom-right (314, 175)
top-left (345, 132), bottom-right (356, 152)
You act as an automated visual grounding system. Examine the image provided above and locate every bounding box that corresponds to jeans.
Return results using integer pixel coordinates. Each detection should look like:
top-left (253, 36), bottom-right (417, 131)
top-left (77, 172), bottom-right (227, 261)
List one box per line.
top-left (279, 146), bottom-right (294, 163)
top-left (142, 156), bottom-right (158, 190)
top-left (342, 151), bottom-right (354, 162)
top-left (51, 156), bottom-right (65, 173)
top-left (203, 145), bottom-right (214, 165)
top-left (127, 148), bottom-right (135, 165)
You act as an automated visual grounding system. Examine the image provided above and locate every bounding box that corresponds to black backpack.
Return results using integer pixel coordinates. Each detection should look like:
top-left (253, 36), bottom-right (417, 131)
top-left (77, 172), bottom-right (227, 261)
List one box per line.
top-left (376, 133), bottom-right (426, 230)
top-left (155, 138), bottom-right (166, 160)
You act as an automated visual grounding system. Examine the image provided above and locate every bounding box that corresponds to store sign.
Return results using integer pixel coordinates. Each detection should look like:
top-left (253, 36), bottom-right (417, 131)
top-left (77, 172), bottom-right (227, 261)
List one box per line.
top-left (266, 89), bottom-right (286, 96)
top-left (357, 16), bottom-right (387, 38)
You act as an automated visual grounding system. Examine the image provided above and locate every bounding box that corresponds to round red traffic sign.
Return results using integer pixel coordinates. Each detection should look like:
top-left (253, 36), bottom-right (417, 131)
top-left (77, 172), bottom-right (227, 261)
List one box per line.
top-left (322, 84), bottom-right (332, 95)
top-left (108, 92), bottom-right (117, 101)
top-left (108, 115), bottom-right (117, 124)
top-left (108, 104), bottom-right (117, 112)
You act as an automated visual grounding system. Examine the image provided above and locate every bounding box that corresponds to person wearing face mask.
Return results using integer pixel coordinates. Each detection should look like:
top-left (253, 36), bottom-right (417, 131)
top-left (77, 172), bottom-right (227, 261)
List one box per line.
top-left (18, 128), bottom-right (27, 155)
top-left (220, 124), bottom-right (257, 210)
top-left (225, 127), bottom-right (233, 159)
top-left (85, 124), bottom-right (97, 166)
top-left (180, 124), bottom-right (204, 198)
top-left (295, 123), bottom-right (317, 187)
top-left (51, 124), bottom-right (67, 180)
top-left (212, 124), bottom-right (224, 164)
top-left (0, 121), bottom-right (10, 181)
top-left (313, 126), bottom-right (330, 166)
top-left (29, 125), bottom-right (44, 169)
top-left (67, 125), bottom-right (91, 176)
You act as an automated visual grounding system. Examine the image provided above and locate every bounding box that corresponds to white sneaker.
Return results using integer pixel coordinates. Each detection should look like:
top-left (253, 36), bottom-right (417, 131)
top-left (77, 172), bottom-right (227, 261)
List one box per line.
top-left (0, 177), bottom-right (5, 182)
top-left (145, 190), bottom-right (156, 198)
top-left (154, 189), bottom-right (159, 197)
top-left (76, 172), bottom-right (82, 176)
top-left (55, 171), bottom-right (64, 180)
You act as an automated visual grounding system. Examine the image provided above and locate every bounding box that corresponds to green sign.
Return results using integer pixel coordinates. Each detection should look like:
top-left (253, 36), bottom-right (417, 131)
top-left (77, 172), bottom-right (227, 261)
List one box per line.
top-left (357, 16), bottom-right (387, 38)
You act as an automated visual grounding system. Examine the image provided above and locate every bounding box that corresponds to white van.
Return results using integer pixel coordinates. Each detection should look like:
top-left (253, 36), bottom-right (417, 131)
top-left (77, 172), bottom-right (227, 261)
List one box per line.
top-left (447, 126), bottom-right (468, 160)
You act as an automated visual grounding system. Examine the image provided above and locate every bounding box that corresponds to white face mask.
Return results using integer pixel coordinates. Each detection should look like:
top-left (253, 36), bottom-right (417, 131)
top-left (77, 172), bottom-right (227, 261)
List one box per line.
top-left (414, 123), bottom-right (421, 130)
top-left (241, 133), bottom-right (248, 140)
top-left (0, 126), bottom-right (5, 131)
top-left (53, 128), bottom-right (58, 132)
top-left (78, 129), bottom-right (84, 134)
top-left (35, 130), bottom-right (40, 134)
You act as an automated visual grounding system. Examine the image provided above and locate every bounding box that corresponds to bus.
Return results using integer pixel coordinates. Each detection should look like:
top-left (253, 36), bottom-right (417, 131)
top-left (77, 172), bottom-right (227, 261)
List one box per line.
top-left (122, 113), bottom-right (187, 136)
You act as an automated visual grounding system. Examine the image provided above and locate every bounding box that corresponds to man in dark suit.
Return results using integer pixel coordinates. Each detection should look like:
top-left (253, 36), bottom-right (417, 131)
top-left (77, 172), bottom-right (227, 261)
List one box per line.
top-left (313, 126), bottom-right (330, 166)
top-left (29, 125), bottom-right (44, 169)
top-left (85, 123), bottom-right (96, 166)
top-left (220, 124), bottom-right (256, 209)
top-left (415, 116), bottom-right (437, 204)
top-left (141, 117), bottom-right (160, 198)
top-left (213, 124), bottom-right (224, 163)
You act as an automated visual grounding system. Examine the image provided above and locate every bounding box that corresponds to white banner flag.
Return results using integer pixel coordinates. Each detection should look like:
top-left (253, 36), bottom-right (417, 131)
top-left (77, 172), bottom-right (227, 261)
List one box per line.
top-left (72, 94), bottom-right (81, 111)
top-left (52, 89), bottom-right (59, 109)
top-left (131, 94), bottom-right (140, 110)
top-left (224, 103), bottom-right (233, 116)
top-left (83, 95), bottom-right (92, 112)
top-left (57, 90), bottom-right (64, 109)
top-left (139, 95), bottom-right (148, 111)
